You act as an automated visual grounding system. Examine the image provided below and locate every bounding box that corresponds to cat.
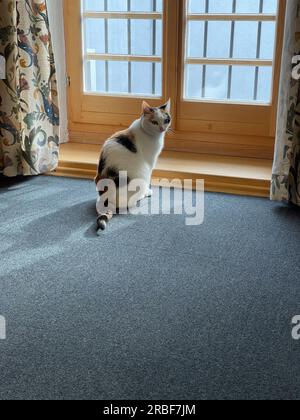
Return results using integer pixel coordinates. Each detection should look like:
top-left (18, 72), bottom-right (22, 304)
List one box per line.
top-left (95, 99), bottom-right (172, 231)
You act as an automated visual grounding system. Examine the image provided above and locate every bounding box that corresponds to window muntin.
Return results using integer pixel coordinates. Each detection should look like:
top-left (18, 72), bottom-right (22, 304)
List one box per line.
top-left (82, 0), bottom-right (163, 96)
top-left (184, 0), bottom-right (278, 103)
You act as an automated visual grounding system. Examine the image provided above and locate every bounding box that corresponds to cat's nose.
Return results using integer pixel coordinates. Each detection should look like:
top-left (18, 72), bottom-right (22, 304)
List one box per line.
top-left (164, 117), bottom-right (171, 124)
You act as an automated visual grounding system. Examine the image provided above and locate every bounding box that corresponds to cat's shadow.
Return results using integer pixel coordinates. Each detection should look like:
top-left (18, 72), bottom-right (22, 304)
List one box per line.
top-left (12, 199), bottom-right (99, 250)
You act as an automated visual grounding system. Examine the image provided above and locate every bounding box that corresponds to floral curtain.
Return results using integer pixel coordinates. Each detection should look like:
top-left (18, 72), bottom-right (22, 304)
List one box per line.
top-left (0, 0), bottom-right (59, 177)
top-left (271, 0), bottom-right (300, 206)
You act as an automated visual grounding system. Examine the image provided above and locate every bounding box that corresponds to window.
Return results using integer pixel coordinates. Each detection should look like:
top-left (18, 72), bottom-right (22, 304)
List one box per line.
top-left (83, 0), bottom-right (163, 96)
top-left (184, 0), bottom-right (277, 103)
top-left (64, 0), bottom-right (286, 158)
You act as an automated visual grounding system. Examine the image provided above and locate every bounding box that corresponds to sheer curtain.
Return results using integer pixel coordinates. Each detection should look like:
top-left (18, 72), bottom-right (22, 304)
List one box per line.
top-left (0, 0), bottom-right (59, 177)
top-left (47, 0), bottom-right (68, 144)
top-left (271, 0), bottom-right (300, 206)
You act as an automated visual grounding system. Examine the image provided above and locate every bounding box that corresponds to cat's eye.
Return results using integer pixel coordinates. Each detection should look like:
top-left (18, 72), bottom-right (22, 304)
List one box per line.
top-left (151, 121), bottom-right (159, 126)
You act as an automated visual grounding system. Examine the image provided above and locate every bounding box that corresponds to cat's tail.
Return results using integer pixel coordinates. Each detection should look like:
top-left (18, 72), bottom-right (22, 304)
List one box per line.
top-left (97, 211), bottom-right (113, 232)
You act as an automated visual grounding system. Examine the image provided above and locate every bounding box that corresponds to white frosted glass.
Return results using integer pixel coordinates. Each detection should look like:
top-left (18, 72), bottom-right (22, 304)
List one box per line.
top-left (83, 0), bottom-right (104, 11)
top-left (131, 0), bottom-right (152, 11)
top-left (131, 20), bottom-right (153, 55)
top-left (187, 21), bottom-right (204, 57)
top-left (131, 19), bottom-right (162, 56)
top-left (131, 62), bottom-right (153, 95)
top-left (260, 22), bottom-right (276, 59)
top-left (83, 18), bottom-right (105, 54)
top-left (263, 0), bottom-right (278, 13)
top-left (107, 19), bottom-right (128, 54)
top-left (185, 65), bottom-right (203, 99)
top-left (155, 63), bottom-right (162, 95)
top-left (82, 1), bottom-right (163, 97)
top-left (209, 0), bottom-right (233, 13)
top-left (84, 60), bottom-right (106, 92)
top-left (233, 22), bottom-right (258, 59)
top-left (131, 63), bottom-right (162, 95)
top-left (204, 65), bottom-right (228, 100)
top-left (207, 21), bottom-right (231, 58)
top-left (257, 67), bottom-right (272, 102)
top-left (184, 1), bottom-right (277, 103)
top-left (156, 0), bottom-right (163, 12)
top-left (156, 20), bottom-right (162, 56)
top-left (107, 0), bottom-right (127, 11)
top-left (235, 0), bottom-right (260, 13)
top-left (108, 61), bottom-right (129, 93)
top-left (230, 66), bottom-right (255, 101)
top-left (188, 0), bottom-right (206, 13)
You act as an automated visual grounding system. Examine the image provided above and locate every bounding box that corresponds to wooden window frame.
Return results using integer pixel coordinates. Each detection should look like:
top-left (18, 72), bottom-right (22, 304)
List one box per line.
top-left (64, 0), bottom-right (174, 123)
top-left (64, 0), bottom-right (286, 159)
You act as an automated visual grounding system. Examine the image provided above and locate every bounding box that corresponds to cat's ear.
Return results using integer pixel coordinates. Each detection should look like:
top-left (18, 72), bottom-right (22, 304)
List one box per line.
top-left (160, 98), bottom-right (171, 113)
top-left (142, 101), bottom-right (154, 115)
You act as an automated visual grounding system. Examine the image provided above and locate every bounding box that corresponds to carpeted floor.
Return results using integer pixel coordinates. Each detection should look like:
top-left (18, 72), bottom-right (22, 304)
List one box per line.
top-left (0, 175), bottom-right (300, 400)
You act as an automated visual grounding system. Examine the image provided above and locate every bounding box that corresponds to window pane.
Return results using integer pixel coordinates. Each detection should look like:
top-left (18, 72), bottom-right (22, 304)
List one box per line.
top-left (263, 0), bottom-right (278, 13)
top-left (84, 60), bottom-right (162, 96)
top-left (84, 18), bottom-right (162, 57)
top-left (184, 0), bottom-right (278, 103)
top-left (188, 0), bottom-right (206, 13)
top-left (257, 67), bottom-right (273, 102)
top-left (204, 65), bottom-right (229, 100)
top-left (84, 60), bottom-right (106, 92)
top-left (107, 19), bottom-right (128, 54)
top-left (188, 0), bottom-right (277, 14)
top-left (131, 19), bottom-right (162, 56)
top-left (108, 61), bottom-right (129, 93)
top-left (84, 60), bottom-right (130, 94)
top-left (155, 62), bottom-right (162, 96)
top-left (82, 0), bottom-right (163, 97)
top-left (83, 0), bottom-right (104, 11)
top-left (187, 21), bottom-right (204, 57)
top-left (185, 64), bottom-right (203, 99)
top-left (235, 0), bottom-right (260, 13)
top-left (156, 20), bottom-right (162, 56)
top-left (84, 0), bottom-right (163, 12)
top-left (132, 62), bottom-right (152, 95)
top-left (131, 0), bottom-right (163, 12)
top-left (208, 0), bottom-right (233, 13)
top-left (184, 65), bottom-right (273, 102)
top-left (83, 18), bottom-right (105, 53)
top-left (233, 22), bottom-right (258, 59)
top-left (207, 21), bottom-right (231, 58)
top-left (107, 0), bottom-right (127, 12)
top-left (260, 22), bottom-right (276, 59)
top-left (230, 66), bottom-right (255, 101)
top-left (131, 62), bottom-right (162, 95)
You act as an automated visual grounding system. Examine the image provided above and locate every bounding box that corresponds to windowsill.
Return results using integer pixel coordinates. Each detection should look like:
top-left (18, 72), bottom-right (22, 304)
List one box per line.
top-left (50, 142), bottom-right (272, 197)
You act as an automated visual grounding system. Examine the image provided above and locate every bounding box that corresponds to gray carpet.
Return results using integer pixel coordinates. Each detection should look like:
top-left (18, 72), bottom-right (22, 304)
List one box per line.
top-left (0, 175), bottom-right (300, 400)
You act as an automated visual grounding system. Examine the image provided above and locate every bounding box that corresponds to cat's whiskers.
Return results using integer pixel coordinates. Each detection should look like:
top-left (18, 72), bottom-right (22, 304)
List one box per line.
top-left (167, 127), bottom-right (175, 135)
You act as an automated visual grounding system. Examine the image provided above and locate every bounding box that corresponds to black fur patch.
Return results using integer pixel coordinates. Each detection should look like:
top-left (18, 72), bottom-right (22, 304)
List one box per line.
top-left (116, 135), bottom-right (137, 153)
top-left (106, 167), bottom-right (130, 189)
top-left (98, 155), bottom-right (106, 175)
top-left (98, 185), bottom-right (108, 197)
top-left (106, 167), bottom-right (119, 179)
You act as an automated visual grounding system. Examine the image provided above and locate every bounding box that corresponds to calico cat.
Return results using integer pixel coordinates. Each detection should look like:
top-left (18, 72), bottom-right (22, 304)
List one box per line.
top-left (95, 99), bottom-right (172, 231)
